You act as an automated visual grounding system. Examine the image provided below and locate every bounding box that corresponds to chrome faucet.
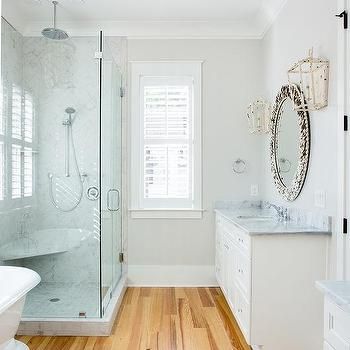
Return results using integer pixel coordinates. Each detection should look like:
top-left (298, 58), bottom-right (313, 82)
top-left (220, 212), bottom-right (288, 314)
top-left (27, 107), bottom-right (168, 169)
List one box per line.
top-left (265, 202), bottom-right (289, 221)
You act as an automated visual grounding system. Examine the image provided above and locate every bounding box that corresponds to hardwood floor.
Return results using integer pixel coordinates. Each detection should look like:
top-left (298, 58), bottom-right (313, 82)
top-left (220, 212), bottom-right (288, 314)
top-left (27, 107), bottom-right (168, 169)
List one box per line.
top-left (17, 287), bottom-right (250, 350)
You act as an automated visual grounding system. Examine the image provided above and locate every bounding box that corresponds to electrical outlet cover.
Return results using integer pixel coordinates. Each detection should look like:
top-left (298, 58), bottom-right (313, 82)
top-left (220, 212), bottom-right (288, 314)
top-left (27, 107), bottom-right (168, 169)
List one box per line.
top-left (251, 184), bottom-right (259, 196)
top-left (314, 190), bottom-right (326, 208)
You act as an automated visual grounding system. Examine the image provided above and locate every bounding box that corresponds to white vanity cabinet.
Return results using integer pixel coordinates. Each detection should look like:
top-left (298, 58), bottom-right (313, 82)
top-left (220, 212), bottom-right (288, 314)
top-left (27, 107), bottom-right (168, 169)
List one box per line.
top-left (316, 281), bottom-right (350, 350)
top-left (215, 211), bottom-right (330, 350)
top-left (323, 298), bottom-right (350, 350)
top-left (215, 214), bottom-right (251, 340)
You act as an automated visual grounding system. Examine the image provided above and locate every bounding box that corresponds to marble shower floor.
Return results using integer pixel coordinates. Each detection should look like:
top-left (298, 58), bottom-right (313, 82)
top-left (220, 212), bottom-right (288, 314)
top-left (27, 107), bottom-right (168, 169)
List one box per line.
top-left (23, 282), bottom-right (100, 318)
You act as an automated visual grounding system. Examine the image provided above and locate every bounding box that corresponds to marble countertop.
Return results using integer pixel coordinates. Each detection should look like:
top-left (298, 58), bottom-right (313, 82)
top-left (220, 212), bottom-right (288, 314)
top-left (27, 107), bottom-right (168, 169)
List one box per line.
top-left (316, 280), bottom-right (350, 311)
top-left (215, 208), bottom-right (331, 236)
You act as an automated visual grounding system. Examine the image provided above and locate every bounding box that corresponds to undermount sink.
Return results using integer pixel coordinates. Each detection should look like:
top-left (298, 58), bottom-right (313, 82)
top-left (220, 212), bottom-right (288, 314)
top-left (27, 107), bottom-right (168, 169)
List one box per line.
top-left (237, 215), bottom-right (274, 221)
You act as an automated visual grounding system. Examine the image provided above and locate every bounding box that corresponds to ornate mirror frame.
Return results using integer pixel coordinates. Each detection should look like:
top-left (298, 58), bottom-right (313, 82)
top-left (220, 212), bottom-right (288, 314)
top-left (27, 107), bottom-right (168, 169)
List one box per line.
top-left (270, 84), bottom-right (311, 201)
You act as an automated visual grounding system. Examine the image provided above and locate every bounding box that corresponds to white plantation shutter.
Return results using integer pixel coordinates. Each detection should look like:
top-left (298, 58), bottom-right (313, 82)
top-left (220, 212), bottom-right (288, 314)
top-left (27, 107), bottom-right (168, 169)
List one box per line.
top-left (144, 144), bottom-right (190, 199)
top-left (24, 92), bottom-right (34, 143)
top-left (131, 62), bottom-right (202, 212)
top-left (11, 144), bottom-right (21, 199)
top-left (141, 78), bottom-right (193, 207)
top-left (23, 147), bottom-right (33, 197)
top-left (143, 85), bottom-right (190, 138)
top-left (23, 92), bottom-right (34, 198)
top-left (12, 85), bottom-right (22, 140)
top-left (0, 83), bottom-right (35, 204)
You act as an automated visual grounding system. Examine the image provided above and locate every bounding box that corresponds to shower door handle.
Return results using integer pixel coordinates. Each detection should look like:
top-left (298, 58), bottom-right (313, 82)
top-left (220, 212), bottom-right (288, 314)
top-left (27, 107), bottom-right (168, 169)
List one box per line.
top-left (107, 189), bottom-right (120, 211)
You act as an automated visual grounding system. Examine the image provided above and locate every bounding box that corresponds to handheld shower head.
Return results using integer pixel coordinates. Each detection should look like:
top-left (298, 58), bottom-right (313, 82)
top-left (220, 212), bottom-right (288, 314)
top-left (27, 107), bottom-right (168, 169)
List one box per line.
top-left (63, 107), bottom-right (76, 125)
top-left (42, 1), bottom-right (69, 40)
top-left (65, 107), bottom-right (76, 115)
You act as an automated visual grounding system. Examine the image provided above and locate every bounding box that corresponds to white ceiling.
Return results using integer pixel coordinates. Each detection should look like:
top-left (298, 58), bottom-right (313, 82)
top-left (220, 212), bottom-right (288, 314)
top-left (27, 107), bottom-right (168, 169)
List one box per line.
top-left (2, 0), bottom-right (287, 38)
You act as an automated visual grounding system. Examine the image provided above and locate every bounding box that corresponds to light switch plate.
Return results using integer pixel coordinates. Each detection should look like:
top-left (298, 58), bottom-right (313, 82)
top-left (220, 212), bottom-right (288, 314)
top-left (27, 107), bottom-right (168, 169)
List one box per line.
top-left (314, 190), bottom-right (326, 208)
top-left (251, 184), bottom-right (259, 196)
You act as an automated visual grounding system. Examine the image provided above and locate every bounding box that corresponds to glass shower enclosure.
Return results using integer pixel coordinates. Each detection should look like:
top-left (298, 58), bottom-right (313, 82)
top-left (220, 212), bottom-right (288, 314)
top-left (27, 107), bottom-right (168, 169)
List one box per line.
top-left (0, 9), bottom-right (124, 319)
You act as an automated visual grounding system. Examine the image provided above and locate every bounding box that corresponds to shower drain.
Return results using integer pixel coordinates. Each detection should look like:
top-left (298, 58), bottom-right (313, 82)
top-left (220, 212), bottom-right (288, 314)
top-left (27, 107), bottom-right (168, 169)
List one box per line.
top-left (49, 298), bottom-right (60, 302)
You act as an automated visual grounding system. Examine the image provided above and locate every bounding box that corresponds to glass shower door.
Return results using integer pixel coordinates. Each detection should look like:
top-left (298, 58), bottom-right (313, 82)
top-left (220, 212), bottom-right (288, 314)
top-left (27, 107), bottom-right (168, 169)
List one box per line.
top-left (99, 32), bottom-right (123, 314)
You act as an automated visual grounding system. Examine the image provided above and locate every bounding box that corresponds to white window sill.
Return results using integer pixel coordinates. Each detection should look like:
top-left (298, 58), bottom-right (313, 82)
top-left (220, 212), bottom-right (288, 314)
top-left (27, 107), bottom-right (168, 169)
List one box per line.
top-left (129, 208), bottom-right (204, 219)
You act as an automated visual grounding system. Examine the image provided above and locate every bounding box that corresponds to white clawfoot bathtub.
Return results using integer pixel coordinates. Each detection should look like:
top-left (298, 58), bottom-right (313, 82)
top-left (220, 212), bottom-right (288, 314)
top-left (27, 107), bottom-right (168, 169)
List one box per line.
top-left (0, 267), bottom-right (40, 350)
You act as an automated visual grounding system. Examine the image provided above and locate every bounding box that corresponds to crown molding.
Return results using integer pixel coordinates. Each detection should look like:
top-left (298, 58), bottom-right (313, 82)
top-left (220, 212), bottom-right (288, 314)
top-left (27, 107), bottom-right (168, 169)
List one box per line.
top-left (257, 0), bottom-right (289, 38)
top-left (23, 19), bottom-right (263, 39)
top-left (6, 0), bottom-right (288, 39)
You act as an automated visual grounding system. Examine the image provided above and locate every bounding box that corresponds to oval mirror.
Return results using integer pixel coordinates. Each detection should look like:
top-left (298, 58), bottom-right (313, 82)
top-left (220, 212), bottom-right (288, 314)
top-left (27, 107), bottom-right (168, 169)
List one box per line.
top-left (270, 84), bottom-right (310, 201)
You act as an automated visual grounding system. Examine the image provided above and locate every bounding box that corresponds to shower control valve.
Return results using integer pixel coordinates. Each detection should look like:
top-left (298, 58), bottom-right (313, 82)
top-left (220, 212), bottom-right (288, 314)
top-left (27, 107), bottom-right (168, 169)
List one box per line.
top-left (87, 186), bottom-right (100, 201)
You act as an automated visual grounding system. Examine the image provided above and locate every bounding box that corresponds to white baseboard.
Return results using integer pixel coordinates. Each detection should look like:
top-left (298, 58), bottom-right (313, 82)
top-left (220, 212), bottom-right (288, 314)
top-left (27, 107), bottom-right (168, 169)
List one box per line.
top-left (128, 264), bottom-right (218, 287)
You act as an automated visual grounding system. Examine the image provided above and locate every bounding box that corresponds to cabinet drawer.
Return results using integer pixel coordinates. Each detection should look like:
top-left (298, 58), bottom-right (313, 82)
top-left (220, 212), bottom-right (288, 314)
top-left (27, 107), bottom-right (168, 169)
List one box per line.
top-left (235, 251), bottom-right (251, 299)
top-left (236, 230), bottom-right (250, 256)
top-left (234, 285), bottom-right (251, 342)
top-left (222, 225), bottom-right (238, 243)
top-left (217, 214), bottom-right (251, 256)
top-left (324, 298), bottom-right (350, 350)
top-left (222, 233), bottom-right (235, 298)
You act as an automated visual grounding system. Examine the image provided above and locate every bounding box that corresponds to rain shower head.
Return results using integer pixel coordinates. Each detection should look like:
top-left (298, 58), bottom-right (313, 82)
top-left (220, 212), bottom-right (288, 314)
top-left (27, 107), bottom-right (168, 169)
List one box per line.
top-left (42, 1), bottom-right (69, 40)
top-left (42, 27), bottom-right (69, 40)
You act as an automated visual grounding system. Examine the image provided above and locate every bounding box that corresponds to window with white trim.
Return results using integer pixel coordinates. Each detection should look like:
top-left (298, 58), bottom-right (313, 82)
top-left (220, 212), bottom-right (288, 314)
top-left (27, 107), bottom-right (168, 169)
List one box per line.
top-left (130, 62), bottom-right (202, 212)
top-left (0, 81), bottom-right (35, 205)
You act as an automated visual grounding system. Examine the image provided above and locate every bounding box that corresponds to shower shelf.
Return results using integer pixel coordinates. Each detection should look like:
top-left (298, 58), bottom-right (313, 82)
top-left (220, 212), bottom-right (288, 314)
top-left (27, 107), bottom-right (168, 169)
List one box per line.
top-left (0, 228), bottom-right (92, 261)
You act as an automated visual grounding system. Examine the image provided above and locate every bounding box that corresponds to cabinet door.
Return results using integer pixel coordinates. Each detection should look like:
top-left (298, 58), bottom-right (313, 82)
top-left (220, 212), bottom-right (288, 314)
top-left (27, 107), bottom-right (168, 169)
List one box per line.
top-left (324, 299), bottom-right (350, 350)
top-left (222, 233), bottom-right (235, 303)
top-left (235, 249), bottom-right (251, 299)
top-left (215, 218), bottom-right (223, 285)
top-left (234, 285), bottom-right (251, 342)
top-left (222, 234), bottom-right (230, 296)
top-left (226, 237), bottom-right (236, 309)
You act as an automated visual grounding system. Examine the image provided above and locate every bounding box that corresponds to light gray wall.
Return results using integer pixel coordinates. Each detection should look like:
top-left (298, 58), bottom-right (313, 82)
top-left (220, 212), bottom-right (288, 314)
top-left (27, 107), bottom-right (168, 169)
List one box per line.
top-left (127, 39), bottom-right (264, 281)
top-left (127, 0), bottom-right (339, 282)
top-left (261, 0), bottom-right (338, 277)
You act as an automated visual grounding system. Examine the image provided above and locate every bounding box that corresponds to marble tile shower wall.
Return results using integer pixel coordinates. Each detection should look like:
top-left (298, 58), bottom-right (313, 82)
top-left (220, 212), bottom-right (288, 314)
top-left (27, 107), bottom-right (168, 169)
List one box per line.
top-left (0, 24), bottom-right (127, 285)
top-left (23, 37), bottom-right (100, 232)
top-left (22, 36), bottom-right (126, 284)
top-left (0, 20), bottom-right (38, 264)
top-left (21, 37), bottom-right (101, 283)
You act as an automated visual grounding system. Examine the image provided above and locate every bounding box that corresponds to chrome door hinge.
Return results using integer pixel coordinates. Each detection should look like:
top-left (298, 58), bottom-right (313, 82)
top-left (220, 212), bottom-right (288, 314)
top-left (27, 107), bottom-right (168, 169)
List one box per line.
top-left (94, 51), bottom-right (103, 59)
top-left (344, 115), bottom-right (348, 131)
top-left (119, 252), bottom-right (124, 263)
top-left (336, 10), bottom-right (348, 29)
top-left (343, 218), bottom-right (348, 234)
top-left (120, 87), bottom-right (125, 98)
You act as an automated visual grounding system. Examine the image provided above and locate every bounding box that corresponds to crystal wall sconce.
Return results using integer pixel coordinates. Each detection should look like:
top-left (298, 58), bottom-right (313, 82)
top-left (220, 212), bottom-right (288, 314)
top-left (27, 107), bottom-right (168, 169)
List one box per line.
top-left (287, 49), bottom-right (329, 111)
top-left (247, 98), bottom-right (271, 134)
